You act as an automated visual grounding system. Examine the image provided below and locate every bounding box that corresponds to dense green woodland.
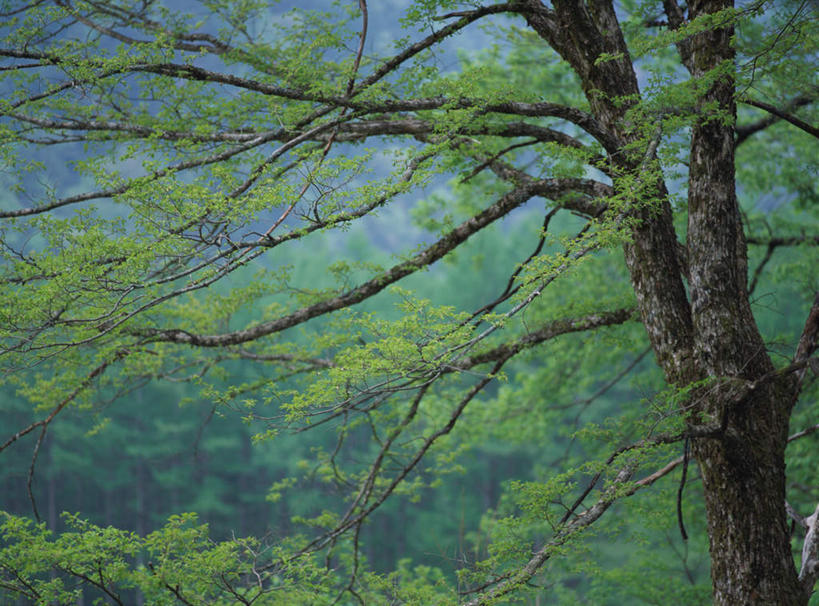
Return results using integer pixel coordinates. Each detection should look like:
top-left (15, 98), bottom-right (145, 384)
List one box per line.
top-left (0, 0), bottom-right (817, 604)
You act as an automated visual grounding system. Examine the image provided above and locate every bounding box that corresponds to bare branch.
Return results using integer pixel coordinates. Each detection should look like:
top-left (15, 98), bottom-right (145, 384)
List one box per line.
top-left (736, 96), bottom-right (815, 146)
top-left (788, 423), bottom-right (819, 443)
top-left (748, 241), bottom-right (775, 296)
top-left (740, 98), bottom-right (819, 140)
top-left (746, 235), bottom-right (819, 247)
top-left (27, 427), bottom-right (47, 522)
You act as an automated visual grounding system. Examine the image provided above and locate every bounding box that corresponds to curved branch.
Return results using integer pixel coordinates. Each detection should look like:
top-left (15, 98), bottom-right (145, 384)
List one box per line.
top-left (299, 358), bottom-right (511, 556)
top-left (352, 3), bottom-right (527, 94)
top-left (136, 177), bottom-right (609, 347)
top-left (56, 0), bottom-right (229, 55)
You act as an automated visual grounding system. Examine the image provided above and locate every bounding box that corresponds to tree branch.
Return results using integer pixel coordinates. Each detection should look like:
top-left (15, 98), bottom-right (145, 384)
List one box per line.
top-left (740, 97), bottom-right (819, 141)
top-left (136, 177), bottom-right (609, 347)
top-left (746, 235), bottom-right (819, 247)
top-left (0, 349), bottom-right (129, 454)
top-left (456, 307), bottom-right (635, 369)
top-left (299, 358), bottom-right (510, 556)
top-left (661, 0), bottom-right (695, 71)
top-left (460, 465), bottom-right (634, 606)
top-left (736, 96), bottom-right (815, 146)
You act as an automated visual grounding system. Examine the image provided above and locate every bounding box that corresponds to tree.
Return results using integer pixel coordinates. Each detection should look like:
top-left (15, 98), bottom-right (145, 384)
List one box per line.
top-left (0, 0), bottom-right (817, 604)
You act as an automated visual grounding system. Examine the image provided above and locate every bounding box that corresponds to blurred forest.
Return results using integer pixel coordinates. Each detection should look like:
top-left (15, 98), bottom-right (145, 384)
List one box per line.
top-left (1, 208), bottom-right (596, 574)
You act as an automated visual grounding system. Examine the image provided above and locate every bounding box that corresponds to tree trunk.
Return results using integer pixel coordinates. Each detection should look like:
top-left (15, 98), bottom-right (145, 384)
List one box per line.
top-left (685, 1), bottom-right (804, 602)
top-left (524, 0), bottom-right (807, 602)
top-left (692, 380), bottom-right (802, 604)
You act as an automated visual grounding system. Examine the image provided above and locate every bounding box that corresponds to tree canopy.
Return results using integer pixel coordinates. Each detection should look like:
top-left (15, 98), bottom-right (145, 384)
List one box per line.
top-left (1, 0), bottom-right (818, 604)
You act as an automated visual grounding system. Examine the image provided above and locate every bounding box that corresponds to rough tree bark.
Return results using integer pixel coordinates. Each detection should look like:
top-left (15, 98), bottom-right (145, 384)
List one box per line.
top-left (525, 0), bottom-right (808, 603)
top-left (684, 1), bottom-right (804, 602)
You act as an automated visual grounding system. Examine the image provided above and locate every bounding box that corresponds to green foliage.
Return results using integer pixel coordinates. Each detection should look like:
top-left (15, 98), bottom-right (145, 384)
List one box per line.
top-left (0, 511), bottom-right (345, 604)
top-left (1, 0), bottom-right (817, 604)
